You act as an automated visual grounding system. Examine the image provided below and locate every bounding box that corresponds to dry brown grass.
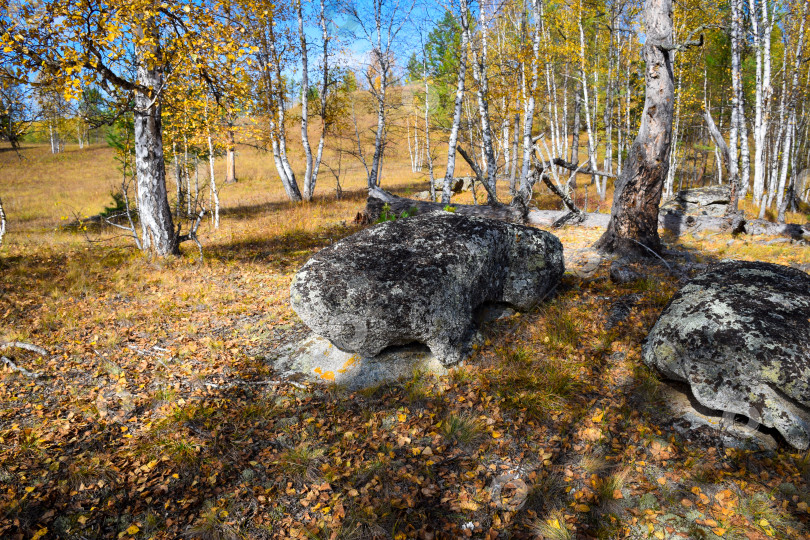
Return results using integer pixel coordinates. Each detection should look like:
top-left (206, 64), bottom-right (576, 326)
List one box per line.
top-left (2, 130), bottom-right (810, 539)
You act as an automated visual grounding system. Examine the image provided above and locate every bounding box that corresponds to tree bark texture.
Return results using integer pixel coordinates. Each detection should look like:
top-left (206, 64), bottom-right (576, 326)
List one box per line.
top-left (133, 39), bottom-right (176, 256)
top-left (594, 0), bottom-right (674, 255)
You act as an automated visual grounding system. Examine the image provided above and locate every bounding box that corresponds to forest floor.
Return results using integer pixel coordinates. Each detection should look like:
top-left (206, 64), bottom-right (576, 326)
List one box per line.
top-left (2, 143), bottom-right (810, 539)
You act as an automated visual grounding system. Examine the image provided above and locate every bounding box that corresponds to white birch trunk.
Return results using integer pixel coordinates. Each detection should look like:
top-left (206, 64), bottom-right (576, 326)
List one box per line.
top-left (778, 3), bottom-right (807, 222)
top-left (509, 113), bottom-right (520, 195)
top-left (133, 30), bottom-right (176, 256)
top-left (518, 0), bottom-right (542, 195)
top-left (750, 0), bottom-right (773, 206)
top-left (727, 0), bottom-right (743, 209)
top-left (0, 195), bottom-right (6, 248)
top-left (225, 125), bottom-right (236, 184)
top-left (310, 0), bottom-right (330, 193)
top-left (467, 0), bottom-right (498, 203)
top-left (262, 24), bottom-right (301, 201)
top-left (298, 0), bottom-right (315, 201)
top-left (173, 142), bottom-right (183, 216)
top-left (367, 0), bottom-right (388, 189)
top-left (763, 71), bottom-right (789, 216)
top-left (205, 98), bottom-right (220, 229)
top-left (424, 54), bottom-right (436, 202)
top-left (441, 0), bottom-right (469, 204)
top-left (578, 6), bottom-right (599, 197)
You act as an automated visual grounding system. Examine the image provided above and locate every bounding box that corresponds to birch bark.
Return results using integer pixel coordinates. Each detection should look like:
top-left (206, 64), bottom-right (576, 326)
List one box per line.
top-left (0, 195), bottom-right (6, 248)
top-left (578, 5), bottom-right (599, 197)
top-left (728, 0), bottom-right (743, 211)
top-left (518, 0), bottom-right (542, 195)
top-left (466, 0), bottom-right (499, 204)
top-left (304, 0), bottom-right (330, 199)
top-left (441, 0), bottom-right (469, 204)
top-left (750, 0), bottom-right (773, 206)
top-left (133, 23), bottom-right (176, 256)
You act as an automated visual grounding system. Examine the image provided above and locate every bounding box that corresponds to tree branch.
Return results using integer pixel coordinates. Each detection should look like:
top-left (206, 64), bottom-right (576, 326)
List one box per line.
top-left (455, 145), bottom-right (499, 205)
top-left (659, 26), bottom-right (706, 52)
top-left (551, 157), bottom-right (617, 178)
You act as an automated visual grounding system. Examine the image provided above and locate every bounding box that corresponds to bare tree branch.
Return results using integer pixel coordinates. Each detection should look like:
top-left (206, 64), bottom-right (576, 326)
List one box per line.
top-left (455, 145), bottom-right (500, 205)
top-left (1, 342), bottom-right (48, 356)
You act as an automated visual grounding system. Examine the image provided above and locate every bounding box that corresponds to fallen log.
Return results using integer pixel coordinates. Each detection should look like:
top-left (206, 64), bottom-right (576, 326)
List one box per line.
top-left (362, 189), bottom-right (810, 241)
top-left (364, 187), bottom-right (525, 223)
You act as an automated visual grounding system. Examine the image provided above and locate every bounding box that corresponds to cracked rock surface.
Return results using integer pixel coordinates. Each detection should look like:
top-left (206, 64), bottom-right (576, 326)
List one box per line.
top-left (290, 212), bottom-right (564, 365)
top-left (643, 261), bottom-right (810, 450)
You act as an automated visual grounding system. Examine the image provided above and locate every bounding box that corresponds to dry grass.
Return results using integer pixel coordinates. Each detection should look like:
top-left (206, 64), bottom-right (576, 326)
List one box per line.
top-left (2, 115), bottom-right (810, 539)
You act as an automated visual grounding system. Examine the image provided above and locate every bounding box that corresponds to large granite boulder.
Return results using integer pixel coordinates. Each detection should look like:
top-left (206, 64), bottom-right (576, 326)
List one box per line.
top-left (660, 186), bottom-right (730, 217)
top-left (643, 261), bottom-right (810, 449)
top-left (797, 169), bottom-right (810, 203)
top-left (290, 212), bottom-right (564, 365)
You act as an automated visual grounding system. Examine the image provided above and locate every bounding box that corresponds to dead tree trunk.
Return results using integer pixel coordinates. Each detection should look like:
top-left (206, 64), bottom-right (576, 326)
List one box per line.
top-left (702, 105), bottom-right (734, 198)
top-left (594, 0), bottom-right (677, 256)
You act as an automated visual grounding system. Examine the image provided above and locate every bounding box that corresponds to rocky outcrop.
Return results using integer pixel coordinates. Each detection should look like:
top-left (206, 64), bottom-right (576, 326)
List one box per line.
top-left (436, 176), bottom-right (475, 194)
top-left (798, 169), bottom-right (810, 203)
top-left (413, 177), bottom-right (476, 200)
top-left (660, 186), bottom-right (730, 217)
top-left (643, 261), bottom-right (810, 450)
top-left (291, 212), bottom-right (564, 365)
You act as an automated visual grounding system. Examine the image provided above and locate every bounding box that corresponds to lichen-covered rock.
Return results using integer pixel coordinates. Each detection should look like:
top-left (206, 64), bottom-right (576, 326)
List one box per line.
top-left (798, 169), bottom-right (810, 203)
top-left (660, 186), bottom-right (730, 217)
top-left (290, 212), bottom-right (564, 365)
top-left (643, 261), bottom-right (810, 449)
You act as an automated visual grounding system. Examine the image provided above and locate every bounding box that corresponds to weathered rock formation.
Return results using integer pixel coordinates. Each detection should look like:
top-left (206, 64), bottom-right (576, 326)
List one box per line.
top-left (797, 169), bottom-right (810, 204)
top-left (643, 261), bottom-right (810, 449)
top-left (274, 335), bottom-right (446, 390)
top-left (414, 177), bottom-right (476, 201)
top-left (291, 212), bottom-right (564, 365)
top-left (660, 186), bottom-right (730, 217)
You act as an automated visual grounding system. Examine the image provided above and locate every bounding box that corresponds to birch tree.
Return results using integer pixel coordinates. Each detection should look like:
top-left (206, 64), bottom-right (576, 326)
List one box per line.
top-left (518, 0), bottom-right (542, 195)
top-left (243, 1), bottom-right (303, 202)
top-left (298, 0), bottom-right (331, 201)
top-left (727, 0), bottom-right (744, 212)
top-left (777, 1), bottom-right (806, 222)
top-left (577, 1), bottom-right (600, 197)
top-left (441, 0), bottom-right (470, 204)
top-left (466, 0), bottom-right (499, 203)
top-left (1, 0), bottom-right (241, 256)
top-left (0, 195), bottom-right (5, 248)
top-left (749, 0), bottom-right (774, 207)
top-left (344, 0), bottom-right (412, 189)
